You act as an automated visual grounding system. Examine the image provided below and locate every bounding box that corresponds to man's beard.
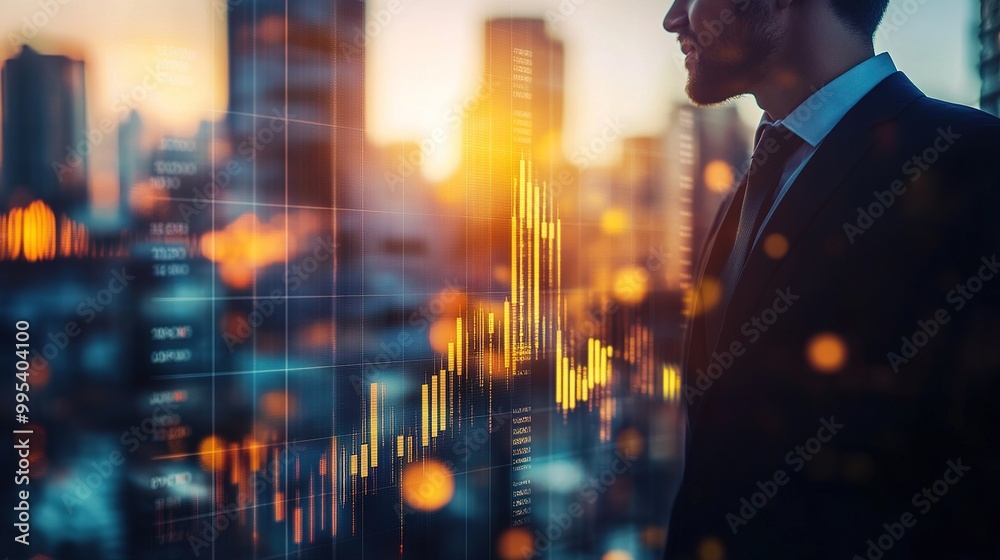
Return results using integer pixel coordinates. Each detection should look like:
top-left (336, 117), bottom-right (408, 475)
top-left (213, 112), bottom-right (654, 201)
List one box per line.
top-left (683, 7), bottom-right (781, 105)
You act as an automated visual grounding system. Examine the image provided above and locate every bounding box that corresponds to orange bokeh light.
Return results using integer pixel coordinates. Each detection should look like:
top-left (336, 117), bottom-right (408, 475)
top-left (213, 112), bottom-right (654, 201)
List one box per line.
top-left (201, 213), bottom-right (290, 289)
top-left (198, 436), bottom-right (226, 472)
top-left (763, 233), bottom-right (789, 260)
top-left (703, 160), bottom-right (735, 193)
top-left (617, 427), bottom-right (644, 460)
top-left (687, 276), bottom-right (722, 317)
top-left (261, 391), bottom-right (293, 418)
top-left (429, 318), bottom-right (456, 354)
top-left (497, 527), bottom-right (533, 560)
top-left (0, 201), bottom-right (89, 261)
top-left (613, 267), bottom-right (649, 304)
top-left (807, 332), bottom-right (848, 373)
top-left (697, 537), bottom-right (726, 560)
top-left (600, 208), bottom-right (629, 236)
top-left (401, 460), bottom-right (455, 512)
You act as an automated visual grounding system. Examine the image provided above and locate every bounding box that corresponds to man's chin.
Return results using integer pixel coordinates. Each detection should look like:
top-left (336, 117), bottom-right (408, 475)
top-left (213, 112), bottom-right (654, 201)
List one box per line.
top-left (685, 67), bottom-right (745, 106)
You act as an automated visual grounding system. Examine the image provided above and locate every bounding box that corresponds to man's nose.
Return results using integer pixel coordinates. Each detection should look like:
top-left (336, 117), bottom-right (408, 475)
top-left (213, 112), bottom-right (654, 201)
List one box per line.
top-left (663, 0), bottom-right (689, 34)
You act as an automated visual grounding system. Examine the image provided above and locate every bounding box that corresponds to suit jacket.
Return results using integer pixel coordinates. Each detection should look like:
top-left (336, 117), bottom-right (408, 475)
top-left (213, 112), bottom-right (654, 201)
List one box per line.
top-left (665, 72), bottom-right (1000, 559)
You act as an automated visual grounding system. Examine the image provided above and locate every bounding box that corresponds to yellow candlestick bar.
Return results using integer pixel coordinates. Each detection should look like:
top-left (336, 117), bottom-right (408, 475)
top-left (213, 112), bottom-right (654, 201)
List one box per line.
top-left (349, 454), bottom-right (358, 476)
top-left (600, 346), bottom-right (608, 386)
top-left (533, 190), bottom-right (541, 348)
top-left (504, 300), bottom-right (511, 370)
top-left (526, 178), bottom-right (533, 229)
top-left (569, 364), bottom-right (577, 410)
top-left (561, 357), bottom-right (570, 407)
top-left (555, 330), bottom-right (563, 404)
top-left (331, 437), bottom-right (337, 535)
top-left (511, 216), bottom-right (518, 306)
top-left (534, 176), bottom-right (541, 233)
top-left (520, 160), bottom-right (526, 223)
top-left (421, 383), bottom-right (430, 447)
top-left (456, 317), bottom-right (463, 376)
top-left (439, 368), bottom-right (447, 431)
top-left (293, 507), bottom-right (302, 543)
top-left (431, 375), bottom-right (439, 438)
top-left (557, 218), bottom-right (562, 330)
top-left (587, 338), bottom-right (595, 389)
top-left (360, 444), bottom-right (369, 478)
top-left (370, 383), bottom-right (378, 468)
top-left (397, 435), bottom-right (405, 457)
top-left (447, 342), bottom-right (455, 373)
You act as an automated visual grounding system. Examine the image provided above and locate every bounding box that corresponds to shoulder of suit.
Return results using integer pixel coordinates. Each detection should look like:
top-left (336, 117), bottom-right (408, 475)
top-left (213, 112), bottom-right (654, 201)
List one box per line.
top-left (876, 96), bottom-right (1000, 164)
top-left (903, 96), bottom-right (1000, 137)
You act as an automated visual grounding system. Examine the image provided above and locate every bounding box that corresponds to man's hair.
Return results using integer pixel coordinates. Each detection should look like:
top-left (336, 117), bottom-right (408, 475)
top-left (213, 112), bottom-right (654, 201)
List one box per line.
top-left (829, 0), bottom-right (890, 38)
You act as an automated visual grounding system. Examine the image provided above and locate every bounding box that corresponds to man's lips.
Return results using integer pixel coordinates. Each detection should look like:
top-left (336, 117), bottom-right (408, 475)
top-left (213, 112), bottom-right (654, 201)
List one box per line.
top-left (679, 39), bottom-right (698, 67)
top-left (681, 44), bottom-right (697, 67)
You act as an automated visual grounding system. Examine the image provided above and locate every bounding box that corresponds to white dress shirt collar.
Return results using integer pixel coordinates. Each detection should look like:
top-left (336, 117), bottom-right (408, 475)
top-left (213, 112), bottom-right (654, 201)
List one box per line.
top-left (757, 53), bottom-right (898, 148)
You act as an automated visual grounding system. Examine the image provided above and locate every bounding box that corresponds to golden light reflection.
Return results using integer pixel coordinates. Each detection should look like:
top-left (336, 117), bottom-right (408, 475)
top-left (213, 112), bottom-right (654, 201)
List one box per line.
top-left (198, 435), bottom-right (226, 472)
top-left (641, 526), bottom-right (668, 548)
top-left (617, 427), bottom-right (644, 460)
top-left (497, 527), bottom-right (533, 560)
top-left (299, 321), bottom-right (336, 349)
top-left (697, 536), bottom-right (726, 560)
top-left (807, 332), bottom-right (847, 373)
top-left (662, 364), bottom-right (682, 402)
top-left (19, 200), bottom-right (54, 261)
top-left (687, 276), bottom-right (722, 317)
top-left (201, 213), bottom-right (289, 289)
top-left (129, 181), bottom-right (171, 217)
top-left (435, 179), bottom-right (467, 206)
top-left (401, 460), bottom-right (455, 512)
top-left (600, 208), bottom-right (629, 235)
top-left (602, 551), bottom-right (634, 560)
top-left (429, 318), bottom-right (456, 354)
top-left (613, 267), bottom-right (649, 304)
top-left (763, 233), bottom-right (789, 260)
top-left (0, 201), bottom-right (88, 261)
top-left (703, 160), bottom-right (735, 193)
top-left (2, 207), bottom-right (23, 259)
top-left (261, 391), bottom-right (291, 418)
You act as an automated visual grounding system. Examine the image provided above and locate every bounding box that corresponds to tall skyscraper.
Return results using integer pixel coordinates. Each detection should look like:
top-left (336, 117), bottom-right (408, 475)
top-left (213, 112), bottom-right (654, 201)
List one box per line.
top-left (663, 104), bottom-right (749, 296)
top-left (116, 110), bottom-right (143, 224)
top-left (1, 46), bottom-right (88, 216)
top-left (226, 0), bottom-right (364, 210)
top-left (982, 0), bottom-right (1000, 116)
top-left (225, 0), bottom-right (365, 396)
top-left (453, 18), bottom-right (567, 289)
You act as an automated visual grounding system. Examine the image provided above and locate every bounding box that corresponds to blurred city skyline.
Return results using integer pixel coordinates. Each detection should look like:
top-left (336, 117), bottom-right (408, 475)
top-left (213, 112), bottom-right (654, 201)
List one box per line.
top-left (0, 3), bottom-right (993, 558)
top-left (0, 0), bottom-right (985, 207)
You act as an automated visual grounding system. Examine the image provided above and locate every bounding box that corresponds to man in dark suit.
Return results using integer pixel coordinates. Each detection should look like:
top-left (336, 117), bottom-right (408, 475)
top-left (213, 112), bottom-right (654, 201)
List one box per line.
top-left (661, 0), bottom-right (1000, 557)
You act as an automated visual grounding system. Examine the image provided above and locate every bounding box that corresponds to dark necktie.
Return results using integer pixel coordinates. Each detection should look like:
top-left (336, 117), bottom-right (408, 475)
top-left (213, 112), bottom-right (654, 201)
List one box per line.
top-left (705, 123), bottom-right (805, 348)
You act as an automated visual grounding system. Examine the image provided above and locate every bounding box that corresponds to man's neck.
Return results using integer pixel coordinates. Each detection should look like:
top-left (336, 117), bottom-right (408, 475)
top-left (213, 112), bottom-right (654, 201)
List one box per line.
top-left (752, 40), bottom-right (875, 121)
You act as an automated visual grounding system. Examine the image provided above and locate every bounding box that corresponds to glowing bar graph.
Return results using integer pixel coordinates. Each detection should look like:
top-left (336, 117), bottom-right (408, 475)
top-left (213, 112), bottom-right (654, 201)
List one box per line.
top-left (169, 156), bottom-right (679, 548)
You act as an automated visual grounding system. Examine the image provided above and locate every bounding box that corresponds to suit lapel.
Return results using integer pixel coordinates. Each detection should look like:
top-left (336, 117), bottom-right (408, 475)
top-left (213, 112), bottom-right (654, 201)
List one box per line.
top-left (715, 72), bottom-right (925, 346)
top-left (683, 178), bottom-right (745, 376)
